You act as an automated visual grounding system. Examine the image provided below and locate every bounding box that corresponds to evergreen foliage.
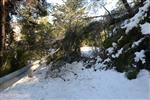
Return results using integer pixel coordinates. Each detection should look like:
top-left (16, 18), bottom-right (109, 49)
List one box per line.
top-left (0, 0), bottom-right (149, 80)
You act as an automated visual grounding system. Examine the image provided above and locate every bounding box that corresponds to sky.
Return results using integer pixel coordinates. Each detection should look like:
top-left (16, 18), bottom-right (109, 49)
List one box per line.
top-left (46, 0), bottom-right (119, 23)
top-left (87, 0), bottom-right (119, 16)
top-left (46, 0), bottom-right (64, 5)
top-left (46, 0), bottom-right (119, 15)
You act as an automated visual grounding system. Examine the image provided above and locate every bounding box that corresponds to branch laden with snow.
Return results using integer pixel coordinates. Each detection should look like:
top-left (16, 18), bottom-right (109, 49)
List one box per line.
top-left (121, 0), bottom-right (150, 33)
top-left (134, 50), bottom-right (146, 64)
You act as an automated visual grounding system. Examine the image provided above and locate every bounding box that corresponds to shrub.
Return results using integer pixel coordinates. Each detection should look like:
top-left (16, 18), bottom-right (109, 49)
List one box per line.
top-left (102, 14), bottom-right (150, 79)
top-left (125, 67), bottom-right (140, 80)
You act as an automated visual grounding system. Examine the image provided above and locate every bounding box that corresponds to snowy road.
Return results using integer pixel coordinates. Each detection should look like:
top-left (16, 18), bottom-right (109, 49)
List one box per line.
top-left (0, 62), bottom-right (150, 100)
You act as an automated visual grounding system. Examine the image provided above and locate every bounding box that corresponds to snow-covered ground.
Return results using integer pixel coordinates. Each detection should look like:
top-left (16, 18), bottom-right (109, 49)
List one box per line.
top-left (0, 61), bottom-right (150, 100)
top-left (80, 47), bottom-right (100, 57)
top-left (1, 0), bottom-right (150, 99)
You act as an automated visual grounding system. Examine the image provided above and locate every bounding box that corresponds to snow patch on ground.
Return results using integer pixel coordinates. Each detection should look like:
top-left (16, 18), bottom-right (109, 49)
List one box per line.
top-left (0, 61), bottom-right (150, 100)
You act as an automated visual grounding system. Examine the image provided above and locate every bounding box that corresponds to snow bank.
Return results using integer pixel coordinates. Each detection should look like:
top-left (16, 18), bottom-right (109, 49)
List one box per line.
top-left (0, 62), bottom-right (150, 100)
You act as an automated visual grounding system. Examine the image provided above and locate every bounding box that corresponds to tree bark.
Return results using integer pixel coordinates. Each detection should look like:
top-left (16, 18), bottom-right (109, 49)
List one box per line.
top-left (0, 1), bottom-right (3, 53)
top-left (0, 0), bottom-right (9, 65)
top-left (0, 0), bottom-right (7, 63)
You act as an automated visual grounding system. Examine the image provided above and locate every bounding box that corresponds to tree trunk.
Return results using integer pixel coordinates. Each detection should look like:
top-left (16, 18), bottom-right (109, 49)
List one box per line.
top-left (0, 0), bottom-right (10, 65)
top-left (0, 0), bottom-right (7, 64)
top-left (0, 1), bottom-right (3, 53)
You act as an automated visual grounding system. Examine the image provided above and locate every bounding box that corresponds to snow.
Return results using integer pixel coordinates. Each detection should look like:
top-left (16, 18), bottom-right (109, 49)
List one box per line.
top-left (46, 0), bottom-right (64, 5)
top-left (103, 58), bottom-right (111, 63)
top-left (121, 0), bottom-right (150, 33)
top-left (0, 47), bottom-right (150, 100)
top-left (106, 42), bottom-right (117, 55)
top-left (112, 48), bottom-right (123, 58)
top-left (0, 61), bottom-right (150, 100)
top-left (106, 47), bottom-right (114, 54)
top-left (94, 57), bottom-right (106, 69)
top-left (132, 38), bottom-right (144, 48)
top-left (134, 50), bottom-right (146, 64)
top-left (80, 47), bottom-right (100, 57)
top-left (140, 22), bottom-right (150, 35)
top-left (93, 57), bottom-right (110, 70)
top-left (112, 42), bottom-right (117, 47)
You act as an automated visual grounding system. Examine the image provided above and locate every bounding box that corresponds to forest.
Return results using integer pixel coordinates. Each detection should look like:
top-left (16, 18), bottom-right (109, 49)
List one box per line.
top-left (1, 0), bottom-right (149, 78)
top-left (0, 0), bottom-right (150, 99)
